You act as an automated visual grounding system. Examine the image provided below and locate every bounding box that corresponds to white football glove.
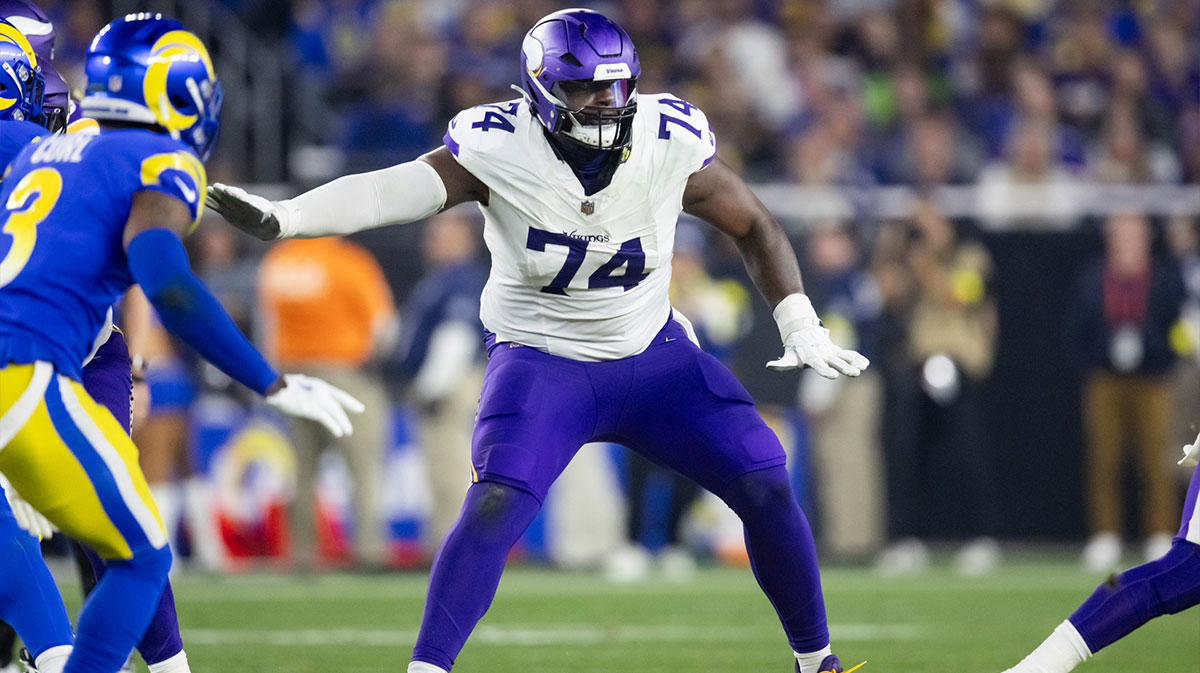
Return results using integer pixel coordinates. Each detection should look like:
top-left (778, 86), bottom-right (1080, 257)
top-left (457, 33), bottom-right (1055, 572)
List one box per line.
top-left (766, 294), bottom-right (870, 379)
top-left (1181, 430), bottom-right (1200, 467)
top-left (0, 474), bottom-right (56, 540)
top-left (206, 183), bottom-right (291, 240)
top-left (265, 374), bottom-right (365, 438)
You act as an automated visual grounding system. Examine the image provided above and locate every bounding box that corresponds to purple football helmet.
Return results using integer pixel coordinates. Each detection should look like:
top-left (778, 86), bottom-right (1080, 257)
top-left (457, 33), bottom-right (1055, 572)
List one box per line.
top-left (519, 8), bottom-right (640, 150)
top-left (0, 0), bottom-right (53, 62)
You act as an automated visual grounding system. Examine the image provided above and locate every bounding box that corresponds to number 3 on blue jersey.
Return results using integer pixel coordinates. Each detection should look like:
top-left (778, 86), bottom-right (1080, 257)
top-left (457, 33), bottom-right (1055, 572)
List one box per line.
top-left (0, 167), bottom-right (63, 288)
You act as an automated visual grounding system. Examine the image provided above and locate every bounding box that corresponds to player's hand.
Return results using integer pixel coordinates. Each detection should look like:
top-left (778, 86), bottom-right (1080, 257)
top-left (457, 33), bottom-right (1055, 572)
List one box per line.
top-left (766, 294), bottom-right (869, 379)
top-left (0, 476), bottom-right (56, 540)
top-left (206, 183), bottom-right (286, 240)
top-left (1181, 430), bottom-right (1200, 467)
top-left (265, 373), bottom-right (365, 438)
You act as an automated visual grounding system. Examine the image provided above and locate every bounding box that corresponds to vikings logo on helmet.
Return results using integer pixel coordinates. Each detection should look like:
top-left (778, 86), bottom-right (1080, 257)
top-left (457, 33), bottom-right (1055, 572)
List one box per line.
top-left (519, 9), bottom-right (640, 151)
top-left (0, 17), bottom-right (43, 123)
top-left (0, 0), bottom-right (53, 61)
top-left (81, 14), bottom-right (223, 161)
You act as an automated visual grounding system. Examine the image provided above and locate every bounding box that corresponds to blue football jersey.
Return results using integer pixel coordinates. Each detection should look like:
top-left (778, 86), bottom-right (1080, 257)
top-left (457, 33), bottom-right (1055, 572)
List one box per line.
top-left (0, 128), bottom-right (206, 379)
top-left (0, 119), bottom-right (47, 175)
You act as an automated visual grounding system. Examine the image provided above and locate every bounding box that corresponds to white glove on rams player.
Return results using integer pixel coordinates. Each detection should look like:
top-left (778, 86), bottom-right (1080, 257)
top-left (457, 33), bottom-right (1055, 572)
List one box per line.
top-left (0, 474), bottom-right (56, 540)
top-left (767, 294), bottom-right (870, 379)
top-left (1181, 430), bottom-right (1200, 467)
top-left (266, 374), bottom-right (365, 438)
top-left (205, 183), bottom-right (289, 240)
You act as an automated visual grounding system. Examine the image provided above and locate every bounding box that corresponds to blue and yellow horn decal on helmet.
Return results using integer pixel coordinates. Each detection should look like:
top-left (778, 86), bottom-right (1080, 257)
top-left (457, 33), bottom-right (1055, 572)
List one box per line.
top-left (81, 14), bottom-right (223, 161)
top-left (143, 30), bottom-right (214, 140)
top-left (0, 17), bottom-right (45, 122)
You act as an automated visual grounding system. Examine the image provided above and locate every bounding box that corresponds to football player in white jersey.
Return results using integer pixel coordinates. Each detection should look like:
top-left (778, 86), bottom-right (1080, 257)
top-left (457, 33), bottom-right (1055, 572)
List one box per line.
top-left (1000, 433), bottom-right (1200, 673)
top-left (207, 9), bottom-right (868, 673)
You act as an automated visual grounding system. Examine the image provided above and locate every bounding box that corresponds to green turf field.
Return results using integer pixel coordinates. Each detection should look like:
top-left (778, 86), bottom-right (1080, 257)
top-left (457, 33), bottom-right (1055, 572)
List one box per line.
top-left (83, 556), bottom-right (1200, 673)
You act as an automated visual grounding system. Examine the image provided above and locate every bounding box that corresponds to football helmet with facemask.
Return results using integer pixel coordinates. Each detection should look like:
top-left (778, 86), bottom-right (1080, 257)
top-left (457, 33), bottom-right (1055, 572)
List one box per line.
top-left (519, 8), bottom-right (640, 151)
top-left (81, 13), bottom-right (222, 161)
top-left (0, 1), bottom-right (71, 131)
top-left (0, 17), bottom-right (43, 123)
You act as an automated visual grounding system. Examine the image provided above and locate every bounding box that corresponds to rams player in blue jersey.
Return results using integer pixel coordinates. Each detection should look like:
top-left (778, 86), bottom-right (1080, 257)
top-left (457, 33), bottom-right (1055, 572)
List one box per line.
top-left (0, 19), bottom-right (76, 673)
top-left (0, 5), bottom-right (204, 670)
top-left (0, 14), bottom-right (363, 673)
top-left (0, 12), bottom-right (196, 672)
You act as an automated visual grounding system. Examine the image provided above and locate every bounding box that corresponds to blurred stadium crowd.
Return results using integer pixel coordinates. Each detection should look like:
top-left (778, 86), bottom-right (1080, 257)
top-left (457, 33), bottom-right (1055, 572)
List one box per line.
top-left (28, 0), bottom-right (1200, 577)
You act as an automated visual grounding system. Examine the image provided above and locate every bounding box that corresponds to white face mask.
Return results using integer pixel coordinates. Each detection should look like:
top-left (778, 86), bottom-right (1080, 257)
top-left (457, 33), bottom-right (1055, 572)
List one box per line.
top-left (562, 111), bottom-right (624, 149)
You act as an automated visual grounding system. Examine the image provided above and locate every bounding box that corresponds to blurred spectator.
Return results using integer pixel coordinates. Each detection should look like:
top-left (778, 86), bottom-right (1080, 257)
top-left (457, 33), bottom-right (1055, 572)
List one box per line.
top-left (396, 208), bottom-right (486, 554)
top-left (288, 0), bottom-right (378, 143)
top-left (1107, 48), bottom-right (1173, 147)
top-left (1088, 106), bottom-right (1179, 185)
top-left (799, 221), bottom-right (886, 561)
top-left (340, 2), bottom-right (447, 170)
top-left (1065, 212), bottom-right (1185, 573)
top-left (1049, 3), bottom-right (1115, 140)
top-left (875, 198), bottom-right (1001, 576)
top-left (259, 236), bottom-right (399, 570)
top-left (976, 120), bottom-right (1081, 230)
top-left (878, 111), bottom-right (982, 186)
top-left (1168, 215), bottom-right (1200, 477)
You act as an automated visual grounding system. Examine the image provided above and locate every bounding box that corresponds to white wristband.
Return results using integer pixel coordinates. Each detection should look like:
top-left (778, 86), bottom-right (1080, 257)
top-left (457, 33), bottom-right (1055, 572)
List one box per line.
top-left (772, 293), bottom-right (820, 341)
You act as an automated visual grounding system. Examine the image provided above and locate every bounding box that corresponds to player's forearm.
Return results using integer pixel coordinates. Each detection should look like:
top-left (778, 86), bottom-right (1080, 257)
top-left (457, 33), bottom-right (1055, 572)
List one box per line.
top-left (278, 161), bottom-right (448, 238)
top-left (127, 229), bottom-right (278, 395)
top-left (733, 216), bottom-right (805, 309)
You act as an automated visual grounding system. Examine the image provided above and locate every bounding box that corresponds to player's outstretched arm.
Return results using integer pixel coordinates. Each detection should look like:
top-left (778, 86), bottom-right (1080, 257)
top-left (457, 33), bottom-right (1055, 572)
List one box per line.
top-left (206, 146), bottom-right (488, 240)
top-left (122, 191), bottom-right (363, 436)
top-left (682, 159), bottom-right (869, 379)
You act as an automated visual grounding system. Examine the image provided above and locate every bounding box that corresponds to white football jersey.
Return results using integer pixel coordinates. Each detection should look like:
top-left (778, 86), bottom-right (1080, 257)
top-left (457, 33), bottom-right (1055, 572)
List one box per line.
top-left (445, 93), bottom-right (717, 361)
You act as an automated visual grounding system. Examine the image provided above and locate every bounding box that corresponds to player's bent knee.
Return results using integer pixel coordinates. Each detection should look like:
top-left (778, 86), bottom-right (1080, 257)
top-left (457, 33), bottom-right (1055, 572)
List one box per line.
top-left (464, 482), bottom-right (536, 526)
top-left (1158, 540), bottom-right (1200, 615)
top-left (719, 467), bottom-right (795, 516)
top-left (114, 543), bottom-right (173, 580)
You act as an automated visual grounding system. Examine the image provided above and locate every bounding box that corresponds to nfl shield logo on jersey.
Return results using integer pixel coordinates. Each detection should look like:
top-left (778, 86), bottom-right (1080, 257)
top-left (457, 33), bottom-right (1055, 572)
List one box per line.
top-left (580, 199), bottom-right (595, 215)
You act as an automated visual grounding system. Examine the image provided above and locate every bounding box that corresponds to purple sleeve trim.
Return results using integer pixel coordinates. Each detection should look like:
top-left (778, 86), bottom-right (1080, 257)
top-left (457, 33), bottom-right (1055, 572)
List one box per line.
top-left (444, 130), bottom-right (460, 156)
top-left (700, 128), bottom-right (717, 169)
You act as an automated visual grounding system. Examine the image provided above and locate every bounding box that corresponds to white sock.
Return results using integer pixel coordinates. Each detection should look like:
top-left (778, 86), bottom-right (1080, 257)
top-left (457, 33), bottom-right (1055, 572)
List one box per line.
top-left (795, 645), bottom-right (834, 673)
top-left (1005, 620), bottom-right (1092, 673)
top-left (184, 477), bottom-right (226, 569)
top-left (408, 662), bottom-right (449, 673)
top-left (35, 645), bottom-right (72, 673)
top-left (148, 650), bottom-right (190, 673)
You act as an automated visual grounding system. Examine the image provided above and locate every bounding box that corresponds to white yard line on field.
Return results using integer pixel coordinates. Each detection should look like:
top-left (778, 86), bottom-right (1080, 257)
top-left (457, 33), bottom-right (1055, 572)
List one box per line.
top-left (182, 623), bottom-right (919, 647)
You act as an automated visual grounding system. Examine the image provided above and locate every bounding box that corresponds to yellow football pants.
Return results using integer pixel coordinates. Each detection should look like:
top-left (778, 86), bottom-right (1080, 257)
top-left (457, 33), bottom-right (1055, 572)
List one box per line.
top-left (0, 361), bottom-right (166, 559)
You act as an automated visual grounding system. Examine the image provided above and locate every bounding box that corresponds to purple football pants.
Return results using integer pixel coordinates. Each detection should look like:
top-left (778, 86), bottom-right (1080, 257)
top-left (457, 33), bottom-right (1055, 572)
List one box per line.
top-left (1069, 461), bottom-right (1200, 653)
top-left (412, 319), bottom-right (828, 669)
top-left (80, 330), bottom-right (184, 665)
